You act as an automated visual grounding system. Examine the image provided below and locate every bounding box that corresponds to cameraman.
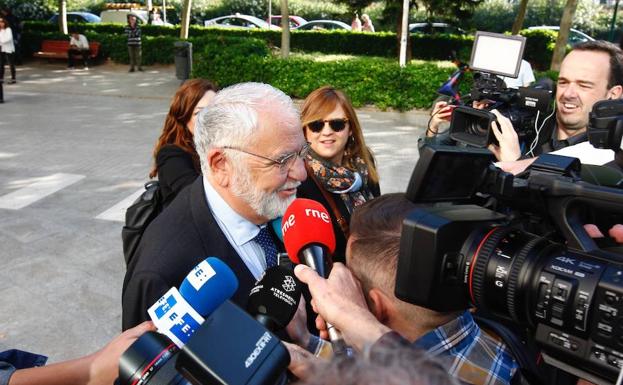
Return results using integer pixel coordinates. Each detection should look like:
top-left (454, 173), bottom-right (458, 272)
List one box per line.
top-left (295, 194), bottom-right (519, 385)
top-left (429, 41), bottom-right (623, 164)
top-left (495, 40), bottom-right (623, 163)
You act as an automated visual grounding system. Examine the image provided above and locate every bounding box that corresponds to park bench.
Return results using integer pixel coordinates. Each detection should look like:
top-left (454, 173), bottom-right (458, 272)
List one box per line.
top-left (33, 40), bottom-right (101, 62)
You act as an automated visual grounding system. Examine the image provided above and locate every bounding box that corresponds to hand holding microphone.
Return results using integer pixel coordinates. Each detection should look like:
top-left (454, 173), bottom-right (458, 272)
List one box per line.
top-left (293, 263), bottom-right (391, 353)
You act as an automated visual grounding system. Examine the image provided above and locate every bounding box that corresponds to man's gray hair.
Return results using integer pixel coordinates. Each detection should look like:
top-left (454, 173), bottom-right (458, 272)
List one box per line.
top-left (193, 82), bottom-right (299, 176)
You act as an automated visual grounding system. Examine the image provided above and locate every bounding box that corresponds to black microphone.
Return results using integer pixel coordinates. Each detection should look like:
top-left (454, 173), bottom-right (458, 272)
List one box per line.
top-left (247, 266), bottom-right (302, 332)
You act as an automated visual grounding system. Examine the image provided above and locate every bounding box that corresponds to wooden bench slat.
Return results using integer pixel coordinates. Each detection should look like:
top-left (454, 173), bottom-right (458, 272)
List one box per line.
top-left (35, 39), bottom-right (101, 61)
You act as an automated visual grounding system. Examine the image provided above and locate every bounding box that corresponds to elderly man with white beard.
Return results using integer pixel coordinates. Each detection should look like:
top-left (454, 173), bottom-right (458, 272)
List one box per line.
top-left (122, 82), bottom-right (309, 330)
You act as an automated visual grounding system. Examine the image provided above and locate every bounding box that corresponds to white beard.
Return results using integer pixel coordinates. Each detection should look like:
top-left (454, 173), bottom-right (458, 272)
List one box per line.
top-left (230, 164), bottom-right (298, 220)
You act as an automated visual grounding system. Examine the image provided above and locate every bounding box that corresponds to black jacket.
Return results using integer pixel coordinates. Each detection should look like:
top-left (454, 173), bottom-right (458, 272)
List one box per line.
top-left (156, 144), bottom-right (199, 204)
top-left (121, 177), bottom-right (284, 330)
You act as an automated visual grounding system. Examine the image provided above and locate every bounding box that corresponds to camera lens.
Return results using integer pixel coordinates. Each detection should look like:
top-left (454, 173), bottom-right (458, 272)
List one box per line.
top-left (118, 331), bottom-right (190, 385)
top-left (466, 227), bottom-right (557, 325)
top-left (465, 116), bottom-right (490, 137)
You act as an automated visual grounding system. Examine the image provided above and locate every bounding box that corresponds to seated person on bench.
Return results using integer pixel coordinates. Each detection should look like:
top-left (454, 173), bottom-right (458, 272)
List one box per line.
top-left (68, 32), bottom-right (89, 69)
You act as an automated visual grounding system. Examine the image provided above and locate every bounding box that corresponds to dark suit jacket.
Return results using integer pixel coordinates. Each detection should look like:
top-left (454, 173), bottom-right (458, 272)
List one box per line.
top-left (296, 178), bottom-right (380, 264)
top-left (121, 177), bottom-right (283, 330)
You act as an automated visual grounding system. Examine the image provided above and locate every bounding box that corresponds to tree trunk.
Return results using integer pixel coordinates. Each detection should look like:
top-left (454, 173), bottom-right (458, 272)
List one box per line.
top-left (399, 0), bottom-right (409, 67)
top-left (550, 0), bottom-right (578, 71)
top-left (511, 0), bottom-right (529, 35)
top-left (396, 2), bottom-right (412, 61)
top-left (281, 0), bottom-right (290, 58)
top-left (162, 0), bottom-right (167, 24)
top-left (58, 0), bottom-right (67, 34)
top-left (180, 0), bottom-right (192, 39)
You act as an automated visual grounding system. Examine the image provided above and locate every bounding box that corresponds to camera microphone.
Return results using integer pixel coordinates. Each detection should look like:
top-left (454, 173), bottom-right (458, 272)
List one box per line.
top-left (147, 257), bottom-right (239, 347)
top-left (247, 265), bottom-right (303, 332)
top-left (281, 198), bottom-right (353, 356)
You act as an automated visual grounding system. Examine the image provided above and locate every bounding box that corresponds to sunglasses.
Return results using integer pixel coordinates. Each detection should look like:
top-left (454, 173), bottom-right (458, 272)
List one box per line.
top-left (307, 118), bottom-right (349, 133)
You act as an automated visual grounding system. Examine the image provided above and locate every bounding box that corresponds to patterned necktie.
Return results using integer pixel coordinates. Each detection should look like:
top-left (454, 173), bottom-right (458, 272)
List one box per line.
top-left (254, 226), bottom-right (278, 268)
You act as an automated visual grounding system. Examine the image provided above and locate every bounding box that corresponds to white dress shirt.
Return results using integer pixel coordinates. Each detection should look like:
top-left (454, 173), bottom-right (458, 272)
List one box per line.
top-left (203, 176), bottom-right (269, 279)
top-left (69, 34), bottom-right (89, 50)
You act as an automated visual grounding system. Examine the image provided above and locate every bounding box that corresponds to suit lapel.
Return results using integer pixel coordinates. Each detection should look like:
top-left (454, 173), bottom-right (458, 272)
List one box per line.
top-left (188, 178), bottom-right (256, 305)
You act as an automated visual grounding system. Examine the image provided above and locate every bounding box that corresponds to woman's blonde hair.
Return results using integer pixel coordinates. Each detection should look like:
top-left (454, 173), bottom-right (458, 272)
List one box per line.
top-left (301, 86), bottom-right (378, 183)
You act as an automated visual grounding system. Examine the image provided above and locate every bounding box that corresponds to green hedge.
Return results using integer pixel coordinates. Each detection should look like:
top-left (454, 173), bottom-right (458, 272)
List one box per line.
top-left (24, 21), bottom-right (559, 69)
top-left (192, 36), bottom-right (460, 111)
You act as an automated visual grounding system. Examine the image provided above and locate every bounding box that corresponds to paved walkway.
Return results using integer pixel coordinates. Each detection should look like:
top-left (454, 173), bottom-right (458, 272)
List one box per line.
top-left (0, 61), bottom-right (429, 362)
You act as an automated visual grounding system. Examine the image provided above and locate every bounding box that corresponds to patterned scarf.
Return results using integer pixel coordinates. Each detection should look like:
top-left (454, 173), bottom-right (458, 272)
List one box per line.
top-left (306, 150), bottom-right (375, 214)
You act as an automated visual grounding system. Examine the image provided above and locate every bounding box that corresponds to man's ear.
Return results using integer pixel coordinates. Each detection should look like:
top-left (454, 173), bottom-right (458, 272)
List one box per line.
top-left (207, 149), bottom-right (231, 187)
top-left (608, 85), bottom-right (623, 99)
top-left (368, 288), bottom-right (391, 324)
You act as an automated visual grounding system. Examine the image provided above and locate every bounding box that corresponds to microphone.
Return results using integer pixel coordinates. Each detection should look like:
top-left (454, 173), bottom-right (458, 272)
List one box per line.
top-left (147, 257), bottom-right (239, 347)
top-left (247, 265), bottom-right (302, 332)
top-left (281, 198), bottom-right (336, 278)
top-left (281, 198), bottom-right (351, 357)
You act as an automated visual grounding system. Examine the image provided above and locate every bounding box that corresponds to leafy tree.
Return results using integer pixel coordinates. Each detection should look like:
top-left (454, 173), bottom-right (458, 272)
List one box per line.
top-left (330, 0), bottom-right (375, 13)
top-left (416, 0), bottom-right (483, 21)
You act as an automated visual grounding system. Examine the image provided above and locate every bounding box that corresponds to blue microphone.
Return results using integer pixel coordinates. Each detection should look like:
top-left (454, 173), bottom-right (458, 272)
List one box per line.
top-left (179, 257), bottom-right (239, 316)
top-left (148, 257), bottom-right (239, 347)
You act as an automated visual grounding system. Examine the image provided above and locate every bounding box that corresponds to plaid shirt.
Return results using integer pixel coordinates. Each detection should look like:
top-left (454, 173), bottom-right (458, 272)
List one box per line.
top-left (306, 311), bottom-right (518, 385)
top-left (411, 311), bottom-right (518, 385)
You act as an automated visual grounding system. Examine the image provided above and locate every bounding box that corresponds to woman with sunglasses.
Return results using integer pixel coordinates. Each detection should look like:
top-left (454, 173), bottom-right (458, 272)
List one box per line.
top-left (298, 86), bottom-right (380, 263)
top-left (150, 79), bottom-right (217, 203)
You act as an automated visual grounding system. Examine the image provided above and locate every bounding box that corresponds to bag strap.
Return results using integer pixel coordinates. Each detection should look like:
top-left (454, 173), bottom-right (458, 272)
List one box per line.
top-left (304, 160), bottom-right (350, 239)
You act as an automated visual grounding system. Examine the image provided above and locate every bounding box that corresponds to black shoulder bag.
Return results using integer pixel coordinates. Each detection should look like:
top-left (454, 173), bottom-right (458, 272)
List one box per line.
top-left (121, 180), bottom-right (166, 266)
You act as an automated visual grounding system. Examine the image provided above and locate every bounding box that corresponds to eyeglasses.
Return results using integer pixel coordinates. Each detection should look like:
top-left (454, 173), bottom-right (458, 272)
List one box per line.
top-left (306, 118), bottom-right (349, 133)
top-left (223, 143), bottom-right (311, 172)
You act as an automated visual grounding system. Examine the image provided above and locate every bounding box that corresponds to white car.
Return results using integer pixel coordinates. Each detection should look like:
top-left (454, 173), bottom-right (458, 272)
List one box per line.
top-left (527, 26), bottom-right (595, 46)
top-left (100, 10), bottom-right (149, 24)
top-left (294, 20), bottom-right (351, 31)
top-left (204, 14), bottom-right (280, 30)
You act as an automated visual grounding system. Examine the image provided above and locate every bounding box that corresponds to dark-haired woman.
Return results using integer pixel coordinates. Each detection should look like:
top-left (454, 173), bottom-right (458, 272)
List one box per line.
top-left (150, 79), bottom-right (217, 203)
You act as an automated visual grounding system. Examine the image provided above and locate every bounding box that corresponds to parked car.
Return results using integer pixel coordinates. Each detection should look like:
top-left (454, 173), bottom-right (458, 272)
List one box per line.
top-left (48, 12), bottom-right (101, 24)
top-left (409, 22), bottom-right (465, 35)
top-left (100, 10), bottom-right (148, 24)
top-left (294, 20), bottom-right (351, 31)
top-left (204, 14), bottom-right (280, 30)
top-left (527, 26), bottom-right (595, 46)
top-left (268, 15), bottom-right (307, 29)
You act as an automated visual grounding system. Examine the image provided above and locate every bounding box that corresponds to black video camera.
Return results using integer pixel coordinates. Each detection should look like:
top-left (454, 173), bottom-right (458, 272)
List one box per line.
top-left (397, 145), bottom-right (623, 384)
top-left (449, 32), bottom-right (552, 148)
top-left (589, 98), bottom-right (623, 154)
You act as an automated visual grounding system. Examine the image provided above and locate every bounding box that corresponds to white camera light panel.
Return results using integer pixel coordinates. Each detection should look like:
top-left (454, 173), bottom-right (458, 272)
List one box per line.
top-left (470, 32), bottom-right (526, 78)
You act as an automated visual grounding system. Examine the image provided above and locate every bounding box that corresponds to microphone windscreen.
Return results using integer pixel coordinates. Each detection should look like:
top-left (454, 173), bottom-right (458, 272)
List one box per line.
top-left (271, 217), bottom-right (283, 242)
top-left (281, 198), bottom-right (336, 263)
top-left (179, 257), bottom-right (239, 317)
top-left (247, 266), bottom-right (302, 330)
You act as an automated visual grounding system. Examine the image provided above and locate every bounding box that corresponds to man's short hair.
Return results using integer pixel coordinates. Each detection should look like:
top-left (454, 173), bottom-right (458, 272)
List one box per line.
top-left (348, 193), bottom-right (416, 296)
top-left (297, 341), bottom-right (459, 385)
top-left (193, 82), bottom-right (299, 176)
top-left (572, 40), bottom-right (623, 89)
